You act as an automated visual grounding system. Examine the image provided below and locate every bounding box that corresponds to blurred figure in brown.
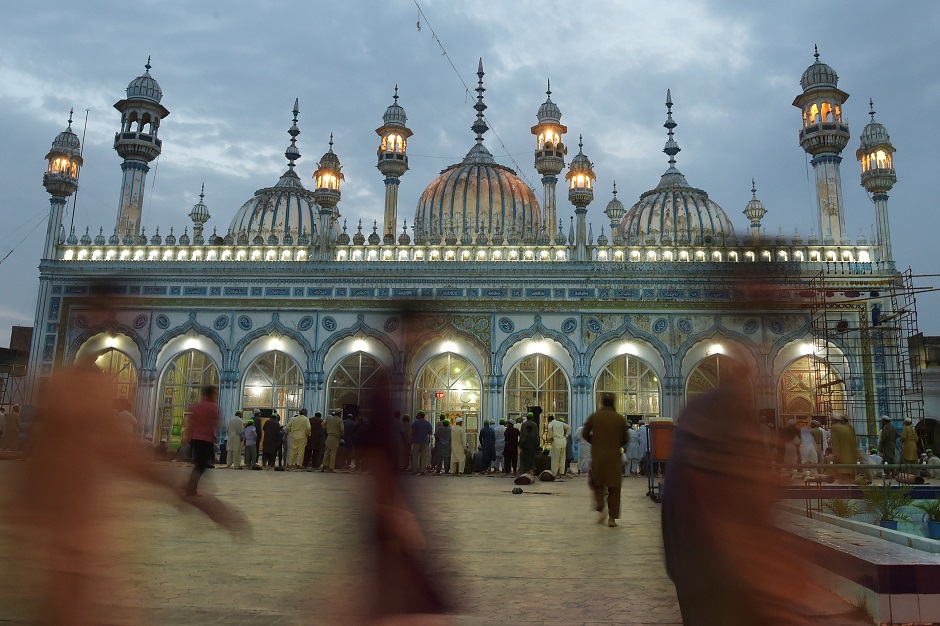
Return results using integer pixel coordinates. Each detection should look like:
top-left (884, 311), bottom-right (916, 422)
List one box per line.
top-left (6, 353), bottom-right (247, 625)
top-left (581, 393), bottom-right (629, 527)
top-left (829, 412), bottom-right (859, 483)
top-left (662, 351), bottom-right (813, 625)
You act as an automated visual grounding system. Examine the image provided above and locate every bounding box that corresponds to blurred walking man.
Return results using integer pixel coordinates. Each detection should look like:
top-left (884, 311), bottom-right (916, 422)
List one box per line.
top-left (185, 385), bottom-right (222, 497)
top-left (581, 393), bottom-right (628, 527)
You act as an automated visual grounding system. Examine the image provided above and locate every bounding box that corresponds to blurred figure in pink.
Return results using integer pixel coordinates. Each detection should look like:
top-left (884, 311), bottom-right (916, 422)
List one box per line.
top-left (662, 352), bottom-right (812, 625)
top-left (7, 353), bottom-right (247, 625)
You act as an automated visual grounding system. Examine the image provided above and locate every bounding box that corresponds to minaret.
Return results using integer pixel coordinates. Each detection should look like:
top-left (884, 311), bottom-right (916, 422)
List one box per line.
top-left (376, 86), bottom-right (412, 244)
top-left (604, 182), bottom-right (626, 245)
top-left (313, 134), bottom-right (344, 259)
top-left (532, 80), bottom-right (567, 238)
top-left (792, 46), bottom-right (850, 245)
top-left (42, 110), bottom-right (83, 258)
top-left (856, 99), bottom-right (897, 262)
top-left (743, 179), bottom-right (767, 244)
top-left (188, 184), bottom-right (210, 243)
top-left (113, 57), bottom-right (169, 236)
top-left (566, 135), bottom-right (596, 261)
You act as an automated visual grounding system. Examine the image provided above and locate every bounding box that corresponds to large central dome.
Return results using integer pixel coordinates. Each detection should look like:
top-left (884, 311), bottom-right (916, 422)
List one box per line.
top-left (414, 144), bottom-right (541, 244)
top-left (413, 59), bottom-right (541, 245)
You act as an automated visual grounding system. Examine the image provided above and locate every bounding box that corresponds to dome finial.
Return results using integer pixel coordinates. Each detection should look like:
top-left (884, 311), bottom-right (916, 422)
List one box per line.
top-left (663, 89), bottom-right (681, 168)
top-left (813, 44), bottom-right (819, 61)
top-left (612, 180), bottom-right (618, 197)
top-left (869, 98), bottom-right (876, 120)
top-left (546, 78), bottom-right (551, 100)
top-left (145, 55), bottom-right (152, 72)
top-left (285, 98), bottom-right (301, 170)
top-left (67, 108), bottom-right (74, 129)
top-left (578, 134), bottom-right (583, 150)
top-left (199, 182), bottom-right (205, 202)
top-left (393, 84), bottom-right (399, 103)
top-left (751, 177), bottom-right (757, 198)
top-left (329, 132), bottom-right (334, 151)
top-left (471, 58), bottom-right (488, 143)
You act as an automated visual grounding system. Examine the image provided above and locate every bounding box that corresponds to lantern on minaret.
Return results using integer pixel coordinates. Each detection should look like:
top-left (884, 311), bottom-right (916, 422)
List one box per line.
top-left (313, 134), bottom-right (344, 256)
top-left (566, 135), bottom-right (595, 261)
top-left (376, 85), bottom-right (412, 245)
top-left (604, 182), bottom-right (626, 245)
top-left (113, 57), bottom-right (169, 236)
top-left (743, 179), bottom-right (767, 245)
top-left (793, 46), bottom-right (850, 245)
top-left (856, 99), bottom-right (896, 262)
top-left (42, 109), bottom-right (83, 259)
top-left (532, 80), bottom-right (567, 240)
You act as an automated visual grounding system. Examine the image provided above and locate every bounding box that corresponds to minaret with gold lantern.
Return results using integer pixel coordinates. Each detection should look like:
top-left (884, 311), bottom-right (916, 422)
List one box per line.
top-left (532, 80), bottom-right (567, 239)
top-left (793, 46), bottom-right (850, 245)
top-left (42, 110), bottom-right (84, 259)
top-left (313, 134), bottom-right (344, 259)
top-left (113, 58), bottom-right (169, 236)
top-left (376, 86), bottom-right (412, 244)
top-left (857, 99), bottom-right (897, 262)
top-left (566, 135), bottom-right (596, 261)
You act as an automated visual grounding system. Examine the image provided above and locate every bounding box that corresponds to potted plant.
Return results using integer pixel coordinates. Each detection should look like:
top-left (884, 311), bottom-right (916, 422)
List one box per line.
top-left (822, 499), bottom-right (860, 518)
top-left (861, 483), bottom-right (912, 530)
top-left (914, 498), bottom-right (940, 540)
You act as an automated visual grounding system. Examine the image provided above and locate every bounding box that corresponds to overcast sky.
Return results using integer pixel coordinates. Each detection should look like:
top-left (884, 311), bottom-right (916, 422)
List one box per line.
top-left (1, 1), bottom-right (938, 347)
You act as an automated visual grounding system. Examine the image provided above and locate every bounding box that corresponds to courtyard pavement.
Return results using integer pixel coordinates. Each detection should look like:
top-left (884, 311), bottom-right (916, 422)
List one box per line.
top-left (0, 462), bottom-right (872, 625)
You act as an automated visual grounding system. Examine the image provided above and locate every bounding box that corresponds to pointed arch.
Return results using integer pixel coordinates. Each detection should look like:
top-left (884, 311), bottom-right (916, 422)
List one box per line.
top-left (584, 320), bottom-right (670, 380)
top-left (316, 317), bottom-right (401, 373)
top-left (494, 319), bottom-right (579, 378)
top-left (231, 318), bottom-right (313, 371)
top-left (69, 323), bottom-right (145, 367)
top-left (147, 319), bottom-right (227, 370)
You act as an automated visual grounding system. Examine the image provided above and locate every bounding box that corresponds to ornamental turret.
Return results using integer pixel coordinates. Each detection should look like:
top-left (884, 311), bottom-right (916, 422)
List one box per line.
top-left (793, 46), bottom-right (850, 244)
top-left (313, 134), bottom-right (343, 258)
top-left (604, 182), bottom-right (626, 245)
top-left (113, 57), bottom-right (169, 236)
top-left (189, 184), bottom-right (210, 243)
top-left (43, 109), bottom-right (83, 259)
top-left (566, 135), bottom-right (595, 261)
top-left (376, 86), bottom-right (413, 244)
top-left (532, 80), bottom-right (567, 236)
top-left (743, 179), bottom-right (767, 244)
top-left (857, 99), bottom-right (896, 262)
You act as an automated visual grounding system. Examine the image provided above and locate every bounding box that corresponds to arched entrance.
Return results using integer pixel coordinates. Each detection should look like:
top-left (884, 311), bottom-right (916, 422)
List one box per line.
top-left (594, 354), bottom-right (660, 421)
top-left (93, 348), bottom-right (138, 410)
top-left (506, 354), bottom-right (569, 447)
top-left (779, 355), bottom-right (845, 422)
top-left (327, 351), bottom-right (390, 418)
top-left (158, 349), bottom-right (220, 448)
top-left (241, 350), bottom-right (304, 417)
top-left (414, 352), bottom-right (481, 445)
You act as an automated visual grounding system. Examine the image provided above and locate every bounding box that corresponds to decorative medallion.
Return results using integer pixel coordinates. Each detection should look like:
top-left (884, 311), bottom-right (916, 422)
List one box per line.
top-left (652, 318), bottom-right (668, 334)
top-left (384, 317), bottom-right (400, 333)
top-left (677, 319), bottom-right (693, 334)
top-left (237, 315), bottom-right (253, 331)
top-left (586, 317), bottom-right (603, 334)
top-left (298, 316), bottom-right (314, 332)
top-left (132, 314), bottom-right (148, 330)
top-left (770, 319), bottom-right (784, 335)
top-left (322, 316), bottom-right (337, 332)
top-left (75, 314), bottom-right (88, 329)
top-left (214, 315), bottom-right (229, 331)
top-left (743, 319), bottom-right (759, 335)
top-left (561, 318), bottom-right (577, 334)
top-left (155, 314), bottom-right (170, 330)
top-left (498, 317), bottom-right (514, 333)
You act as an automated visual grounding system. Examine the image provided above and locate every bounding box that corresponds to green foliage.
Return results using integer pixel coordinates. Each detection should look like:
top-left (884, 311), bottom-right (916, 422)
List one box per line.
top-left (822, 498), bottom-right (860, 518)
top-left (914, 498), bottom-right (940, 522)
top-left (861, 483), bottom-right (913, 523)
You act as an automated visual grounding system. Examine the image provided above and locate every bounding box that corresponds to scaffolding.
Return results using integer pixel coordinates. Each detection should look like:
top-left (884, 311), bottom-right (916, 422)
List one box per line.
top-left (807, 267), bottom-right (923, 448)
top-left (0, 348), bottom-right (28, 411)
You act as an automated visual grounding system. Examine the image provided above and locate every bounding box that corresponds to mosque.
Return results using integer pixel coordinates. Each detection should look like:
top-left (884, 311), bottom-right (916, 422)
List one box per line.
top-left (26, 50), bottom-right (922, 450)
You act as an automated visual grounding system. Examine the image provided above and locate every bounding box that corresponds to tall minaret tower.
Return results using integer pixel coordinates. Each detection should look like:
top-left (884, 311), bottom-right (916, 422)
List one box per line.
top-left (793, 46), bottom-right (850, 245)
top-left (856, 99), bottom-right (897, 262)
top-left (532, 80), bottom-right (567, 239)
top-left (42, 110), bottom-right (83, 259)
top-left (376, 86), bottom-right (412, 244)
top-left (113, 58), bottom-right (169, 235)
top-left (566, 135), bottom-right (596, 261)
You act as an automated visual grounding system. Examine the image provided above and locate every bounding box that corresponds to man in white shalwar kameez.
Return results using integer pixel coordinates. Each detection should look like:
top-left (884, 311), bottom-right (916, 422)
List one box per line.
top-left (226, 411), bottom-right (244, 468)
top-left (286, 409), bottom-right (312, 468)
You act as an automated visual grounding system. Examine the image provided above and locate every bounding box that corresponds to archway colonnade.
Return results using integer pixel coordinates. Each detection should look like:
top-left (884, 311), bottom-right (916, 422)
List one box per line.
top-left (72, 327), bottom-right (852, 448)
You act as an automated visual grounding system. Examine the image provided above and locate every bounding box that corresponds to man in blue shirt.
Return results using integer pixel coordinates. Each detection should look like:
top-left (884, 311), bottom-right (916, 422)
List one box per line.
top-left (410, 411), bottom-right (433, 474)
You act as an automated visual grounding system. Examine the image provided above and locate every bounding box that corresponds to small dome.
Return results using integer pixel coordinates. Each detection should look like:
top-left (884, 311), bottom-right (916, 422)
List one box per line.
top-left (604, 182), bottom-right (626, 220)
top-left (165, 228), bottom-right (176, 245)
top-left (352, 221), bottom-right (365, 246)
top-left (229, 170), bottom-right (319, 240)
top-left (382, 86), bottom-right (407, 127)
top-left (109, 228), bottom-right (121, 245)
top-left (800, 48), bottom-right (839, 91)
top-left (189, 185), bottom-right (210, 225)
top-left (126, 58), bottom-right (163, 103)
top-left (368, 222), bottom-right (381, 245)
top-left (150, 228), bottom-right (162, 245)
top-left (537, 81), bottom-right (562, 123)
top-left (51, 127), bottom-right (82, 156)
top-left (743, 180), bottom-right (767, 223)
top-left (66, 227), bottom-right (78, 245)
top-left (859, 102), bottom-right (892, 150)
top-left (178, 228), bottom-right (190, 246)
top-left (80, 227), bottom-right (92, 246)
top-left (94, 228), bottom-right (106, 246)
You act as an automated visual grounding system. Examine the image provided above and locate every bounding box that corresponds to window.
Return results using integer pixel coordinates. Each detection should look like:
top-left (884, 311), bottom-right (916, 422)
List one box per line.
top-left (506, 354), bottom-right (569, 445)
top-left (779, 356), bottom-right (845, 420)
top-left (686, 354), bottom-right (751, 405)
top-left (241, 350), bottom-right (303, 417)
top-left (94, 348), bottom-right (137, 409)
top-left (159, 349), bottom-right (219, 448)
top-left (595, 355), bottom-right (660, 419)
top-left (327, 352), bottom-right (389, 418)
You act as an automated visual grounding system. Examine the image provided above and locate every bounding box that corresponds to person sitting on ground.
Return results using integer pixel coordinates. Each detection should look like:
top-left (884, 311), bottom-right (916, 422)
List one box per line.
top-left (534, 448), bottom-right (552, 474)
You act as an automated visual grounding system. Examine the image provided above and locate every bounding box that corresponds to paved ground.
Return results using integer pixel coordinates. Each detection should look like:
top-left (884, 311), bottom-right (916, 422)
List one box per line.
top-left (0, 462), bottom-right (872, 625)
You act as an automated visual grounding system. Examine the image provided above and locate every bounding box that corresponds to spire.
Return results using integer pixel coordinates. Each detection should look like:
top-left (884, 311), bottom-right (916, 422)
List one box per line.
top-left (67, 108), bottom-right (74, 130)
top-left (546, 78), bottom-right (551, 101)
top-left (869, 97), bottom-right (876, 121)
top-left (394, 84), bottom-right (399, 104)
top-left (813, 44), bottom-right (819, 62)
top-left (285, 98), bottom-right (301, 170)
top-left (471, 58), bottom-right (488, 143)
top-left (612, 180), bottom-right (617, 197)
top-left (663, 89), bottom-right (680, 168)
top-left (145, 55), bottom-right (152, 73)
